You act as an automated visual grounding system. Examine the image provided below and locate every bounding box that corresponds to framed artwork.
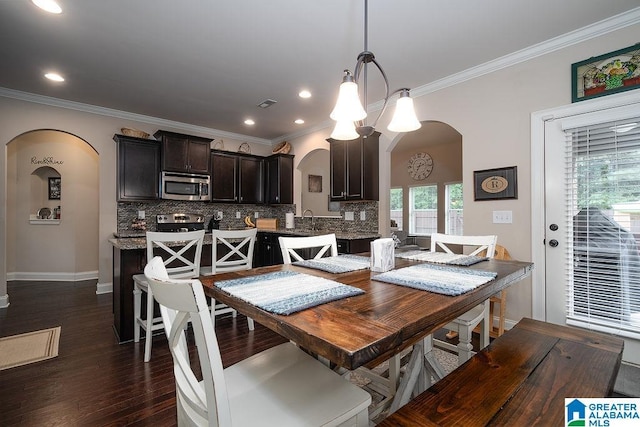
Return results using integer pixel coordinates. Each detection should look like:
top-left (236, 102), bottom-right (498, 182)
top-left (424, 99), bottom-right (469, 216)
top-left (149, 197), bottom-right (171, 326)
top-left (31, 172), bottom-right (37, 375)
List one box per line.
top-left (571, 44), bottom-right (640, 102)
top-left (474, 166), bottom-right (517, 201)
top-left (48, 177), bottom-right (61, 200)
top-left (308, 174), bottom-right (322, 193)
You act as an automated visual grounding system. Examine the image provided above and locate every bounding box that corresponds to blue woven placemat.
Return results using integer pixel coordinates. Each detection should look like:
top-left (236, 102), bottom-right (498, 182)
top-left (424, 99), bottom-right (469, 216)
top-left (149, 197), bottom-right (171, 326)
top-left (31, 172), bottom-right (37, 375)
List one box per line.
top-left (294, 254), bottom-right (370, 273)
top-left (214, 270), bottom-right (365, 315)
top-left (373, 263), bottom-right (497, 296)
top-left (395, 250), bottom-right (488, 266)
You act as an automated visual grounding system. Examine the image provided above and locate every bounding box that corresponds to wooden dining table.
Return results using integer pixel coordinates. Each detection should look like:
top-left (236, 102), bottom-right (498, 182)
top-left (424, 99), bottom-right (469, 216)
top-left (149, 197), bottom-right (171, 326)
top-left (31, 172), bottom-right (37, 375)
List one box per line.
top-left (199, 255), bottom-right (533, 369)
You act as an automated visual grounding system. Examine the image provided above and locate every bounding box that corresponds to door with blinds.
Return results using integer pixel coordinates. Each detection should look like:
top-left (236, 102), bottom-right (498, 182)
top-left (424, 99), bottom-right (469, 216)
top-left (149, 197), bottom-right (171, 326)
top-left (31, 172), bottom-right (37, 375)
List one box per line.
top-left (544, 105), bottom-right (640, 363)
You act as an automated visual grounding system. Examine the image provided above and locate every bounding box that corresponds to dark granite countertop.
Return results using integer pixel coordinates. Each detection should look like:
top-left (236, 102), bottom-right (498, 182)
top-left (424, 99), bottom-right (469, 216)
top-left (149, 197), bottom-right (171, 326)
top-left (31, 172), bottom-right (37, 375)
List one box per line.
top-left (110, 228), bottom-right (380, 250)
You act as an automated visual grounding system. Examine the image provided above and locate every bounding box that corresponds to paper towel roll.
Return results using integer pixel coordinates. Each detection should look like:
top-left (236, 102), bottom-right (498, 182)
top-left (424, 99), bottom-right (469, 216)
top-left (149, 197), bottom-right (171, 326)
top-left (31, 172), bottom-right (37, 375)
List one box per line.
top-left (285, 212), bottom-right (295, 229)
top-left (370, 238), bottom-right (395, 272)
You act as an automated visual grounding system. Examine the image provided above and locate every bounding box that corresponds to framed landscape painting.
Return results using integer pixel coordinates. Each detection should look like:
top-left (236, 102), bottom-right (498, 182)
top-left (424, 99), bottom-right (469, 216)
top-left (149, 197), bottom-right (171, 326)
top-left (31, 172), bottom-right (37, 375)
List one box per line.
top-left (572, 44), bottom-right (640, 102)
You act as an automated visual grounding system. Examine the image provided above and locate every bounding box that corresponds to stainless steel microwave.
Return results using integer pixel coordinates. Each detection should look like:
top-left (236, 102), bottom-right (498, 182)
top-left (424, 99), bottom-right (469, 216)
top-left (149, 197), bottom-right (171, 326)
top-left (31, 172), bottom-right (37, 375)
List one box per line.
top-left (161, 172), bottom-right (210, 201)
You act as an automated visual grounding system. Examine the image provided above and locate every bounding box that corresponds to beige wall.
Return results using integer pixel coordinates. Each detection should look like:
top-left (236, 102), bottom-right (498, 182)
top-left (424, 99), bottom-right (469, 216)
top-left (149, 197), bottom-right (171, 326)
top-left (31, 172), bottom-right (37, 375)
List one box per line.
top-left (7, 130), bottom-right (99, 278)
top-left (298, 149), bottom-right (335, 217)
top-left (1, 22), bottom-right (638, 324)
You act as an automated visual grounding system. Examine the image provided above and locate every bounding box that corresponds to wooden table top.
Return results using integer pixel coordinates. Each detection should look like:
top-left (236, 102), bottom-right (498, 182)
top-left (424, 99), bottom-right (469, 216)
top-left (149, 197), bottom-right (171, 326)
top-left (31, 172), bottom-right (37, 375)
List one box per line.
top-left (199, 257), bottom-right (533, 371)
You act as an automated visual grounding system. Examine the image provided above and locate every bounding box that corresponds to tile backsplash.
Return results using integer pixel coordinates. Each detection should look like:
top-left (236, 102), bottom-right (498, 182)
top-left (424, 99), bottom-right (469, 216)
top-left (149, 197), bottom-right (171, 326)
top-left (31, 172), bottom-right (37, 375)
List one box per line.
top-left (116, 200), bottom-right (379, 237)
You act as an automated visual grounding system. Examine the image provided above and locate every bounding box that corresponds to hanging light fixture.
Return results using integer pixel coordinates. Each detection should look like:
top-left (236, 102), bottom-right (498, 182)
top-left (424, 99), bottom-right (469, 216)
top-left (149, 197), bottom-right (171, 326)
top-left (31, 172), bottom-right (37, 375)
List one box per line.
top-left (330, 0), bottom-right (421, 140)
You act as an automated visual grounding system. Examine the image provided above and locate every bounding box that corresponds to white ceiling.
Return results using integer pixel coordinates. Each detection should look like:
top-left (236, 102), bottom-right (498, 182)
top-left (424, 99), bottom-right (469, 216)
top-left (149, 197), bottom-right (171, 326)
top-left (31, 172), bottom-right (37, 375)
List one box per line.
top-left (1, 1), bottom-right (639, 143)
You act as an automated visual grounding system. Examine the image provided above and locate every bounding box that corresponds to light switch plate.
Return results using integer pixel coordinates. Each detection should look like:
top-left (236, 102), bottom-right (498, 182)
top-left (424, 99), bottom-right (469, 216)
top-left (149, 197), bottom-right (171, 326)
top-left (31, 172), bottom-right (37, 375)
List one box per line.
top-left (493, 210), bottom-right (513, 224)
top-left (360, 211), bottom-right (366, 221)
top-left (344, 212), bottom-right (354, 221)
top-left (236, 211), bottom-right (241, 219)
top-left (137, 210), bottom-right (145, 219)
top-left (254, 212), bottom-right (259, 218)
top-left (217, 211), bottom-right (223, 219)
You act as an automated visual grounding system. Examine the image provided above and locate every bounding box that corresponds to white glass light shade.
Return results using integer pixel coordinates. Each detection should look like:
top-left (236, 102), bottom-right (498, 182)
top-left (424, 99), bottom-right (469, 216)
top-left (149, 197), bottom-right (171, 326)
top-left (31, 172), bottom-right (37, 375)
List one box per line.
top-left (330, 81), bottom-right (367, 122)
top-left (330, 120), bottom-right (359, 140)
top-left (387, 94), bottom-right (421, 133)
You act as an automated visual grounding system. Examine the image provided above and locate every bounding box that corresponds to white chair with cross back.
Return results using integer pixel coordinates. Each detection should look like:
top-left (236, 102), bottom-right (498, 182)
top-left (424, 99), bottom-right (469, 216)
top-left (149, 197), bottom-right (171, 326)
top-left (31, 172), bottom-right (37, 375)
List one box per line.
top-left (429, 232), bottom-right (497, 365)
top-left (200, 228), bottom-right (257, 331)
top-left (132, 229), bottom-right (205, 362)
top-left (278, 233), bottom-right (338, 264)
top-left (144, 256), bottom-right (371, 427)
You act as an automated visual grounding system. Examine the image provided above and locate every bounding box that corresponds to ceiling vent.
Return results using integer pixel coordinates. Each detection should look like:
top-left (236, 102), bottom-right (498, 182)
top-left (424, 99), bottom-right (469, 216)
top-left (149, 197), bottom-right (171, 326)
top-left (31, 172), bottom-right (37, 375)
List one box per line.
top-left (257, 99), bottom-right (277, 109)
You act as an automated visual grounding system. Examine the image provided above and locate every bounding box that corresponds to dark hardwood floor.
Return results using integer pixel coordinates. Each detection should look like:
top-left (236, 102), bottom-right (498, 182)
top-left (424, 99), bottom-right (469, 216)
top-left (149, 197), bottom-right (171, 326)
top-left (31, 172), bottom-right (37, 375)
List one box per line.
top-left (0, 280), bottom-right (287, 426)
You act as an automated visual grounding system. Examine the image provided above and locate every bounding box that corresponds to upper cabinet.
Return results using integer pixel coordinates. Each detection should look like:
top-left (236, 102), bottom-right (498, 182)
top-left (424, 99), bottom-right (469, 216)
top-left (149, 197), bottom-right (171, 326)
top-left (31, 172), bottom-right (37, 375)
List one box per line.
top-left (114, 134), bottom-right (160, 201)
top-left (265, 153), bottom-right (294, 205)
top-left (210, 150), bottom-right (264, 204)
top-left (327, 132), bottom-right (379, 201)
top-left (154, 130), bottom-right (212, 175)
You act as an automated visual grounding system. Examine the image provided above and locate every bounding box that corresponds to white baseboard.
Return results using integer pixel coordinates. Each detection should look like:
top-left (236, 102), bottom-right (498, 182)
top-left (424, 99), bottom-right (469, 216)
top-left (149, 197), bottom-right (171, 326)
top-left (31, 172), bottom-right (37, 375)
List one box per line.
top-left (0, 294), bottom-right (9, 308)
top-left (96, 282), bottom-right (113, 294)
top-left (7, 270), bottom-right (99, 282)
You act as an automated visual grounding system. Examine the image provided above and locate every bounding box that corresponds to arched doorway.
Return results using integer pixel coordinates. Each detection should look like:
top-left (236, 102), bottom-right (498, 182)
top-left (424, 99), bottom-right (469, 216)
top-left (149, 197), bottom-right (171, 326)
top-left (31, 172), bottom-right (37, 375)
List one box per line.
top-left (389, 121), bottom-right (462, 245)
top-left (6, 130), bottom-right (99, 282)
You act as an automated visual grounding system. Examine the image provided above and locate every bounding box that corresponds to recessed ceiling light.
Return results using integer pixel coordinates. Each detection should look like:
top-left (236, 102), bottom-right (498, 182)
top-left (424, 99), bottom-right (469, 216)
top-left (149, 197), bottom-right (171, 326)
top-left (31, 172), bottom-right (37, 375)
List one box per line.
top-left (44, 72), bottom-right (64, 82)
top-left (294, 119), bottom-right (305, 124)
top-left (298, 90), bottom-right (311, 99)
top-left (32, 0), bottom-right (62, 14)
top-left (244, 119), bottom-right (255, 126)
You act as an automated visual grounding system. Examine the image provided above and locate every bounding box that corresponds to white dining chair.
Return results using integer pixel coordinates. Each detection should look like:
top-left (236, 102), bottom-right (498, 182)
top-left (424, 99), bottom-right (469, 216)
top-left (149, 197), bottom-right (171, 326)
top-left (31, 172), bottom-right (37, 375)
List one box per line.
top-left (278, 233), bottom-right (338, 264)
top-left (132, 230), bottom-right (205, 362)
top-left (144, 256), bottom-right (371, 427)
top-left (429, 232), bottom-right (497, 365)
top-left (200, 228), bottom-right (257, 331)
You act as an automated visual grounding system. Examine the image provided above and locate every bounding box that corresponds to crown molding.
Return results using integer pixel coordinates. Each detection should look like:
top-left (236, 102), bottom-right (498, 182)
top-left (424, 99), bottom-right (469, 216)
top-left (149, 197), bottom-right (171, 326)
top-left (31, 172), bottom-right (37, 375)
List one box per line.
top-left (409, 7), bottom-right (640, 99)
top-left (0, 87), bottom-right (272, 146)
top-left (3, 7), bottom-right (639, 146)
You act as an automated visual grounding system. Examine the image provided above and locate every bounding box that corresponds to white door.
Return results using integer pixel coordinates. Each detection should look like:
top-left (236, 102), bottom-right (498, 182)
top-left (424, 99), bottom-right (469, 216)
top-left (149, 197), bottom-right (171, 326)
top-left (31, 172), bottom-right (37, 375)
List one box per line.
top-left (543, 103), bottom-right (640, 364)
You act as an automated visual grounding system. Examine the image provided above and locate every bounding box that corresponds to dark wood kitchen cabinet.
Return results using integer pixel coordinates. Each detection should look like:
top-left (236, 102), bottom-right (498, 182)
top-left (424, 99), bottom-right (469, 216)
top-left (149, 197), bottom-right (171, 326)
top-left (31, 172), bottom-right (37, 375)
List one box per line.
top-left (238, 155), bottom-right (264, 204)
top-left (114, 134), bottom-right (160, 201)
top-left (328, 132), bottom-right (379, 201)
top-left (265, 153), bottom-right (294, 204)
top-left (154, 130), bottom-right (212, 175)
top-left (210, 151), bottom-right (238, 202)
top-left (210, 150), bottom-right (264, 204)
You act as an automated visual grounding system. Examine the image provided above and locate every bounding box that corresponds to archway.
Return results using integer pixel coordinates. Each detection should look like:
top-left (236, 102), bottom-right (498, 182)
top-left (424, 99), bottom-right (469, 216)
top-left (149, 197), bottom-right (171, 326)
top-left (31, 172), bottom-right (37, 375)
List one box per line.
top-left (6, 130), bottom-right (99, 282)
top-left (389, 121), bottom-right (462, 245)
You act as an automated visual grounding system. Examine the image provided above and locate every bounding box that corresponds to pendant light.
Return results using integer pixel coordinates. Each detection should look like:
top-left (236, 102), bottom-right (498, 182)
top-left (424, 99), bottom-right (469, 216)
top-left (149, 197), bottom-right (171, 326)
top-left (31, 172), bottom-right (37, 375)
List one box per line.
top-left (330, 0), bottom-right (421, 140)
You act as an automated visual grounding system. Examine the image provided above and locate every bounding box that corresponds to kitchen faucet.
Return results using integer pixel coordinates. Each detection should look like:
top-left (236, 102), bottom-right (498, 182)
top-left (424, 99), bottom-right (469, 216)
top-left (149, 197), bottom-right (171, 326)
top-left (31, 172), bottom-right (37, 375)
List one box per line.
top-left (302, 209), bottom-right (315, 231)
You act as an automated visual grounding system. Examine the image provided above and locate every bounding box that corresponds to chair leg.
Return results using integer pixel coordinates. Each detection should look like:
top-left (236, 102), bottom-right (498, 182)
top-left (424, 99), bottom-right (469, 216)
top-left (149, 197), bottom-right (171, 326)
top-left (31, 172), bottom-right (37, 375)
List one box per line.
top-left (498, 291), bottom-right (507, 336)
top-left (247, 317), bottom-right (255, 331)
top-left (144, 288), bottom-right (155, 362)
top-left (133, 285), bottom-right (141, 343)
top-left (456, 325), bottom-right (474, 365)
top-left (480, 300), bottom-right (490, 349)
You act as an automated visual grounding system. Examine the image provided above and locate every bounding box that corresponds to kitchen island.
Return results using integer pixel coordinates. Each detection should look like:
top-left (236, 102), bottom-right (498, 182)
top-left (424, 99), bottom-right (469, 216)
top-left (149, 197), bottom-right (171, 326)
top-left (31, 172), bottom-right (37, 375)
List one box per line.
top-left (109, 229), bottom-right (379, 343)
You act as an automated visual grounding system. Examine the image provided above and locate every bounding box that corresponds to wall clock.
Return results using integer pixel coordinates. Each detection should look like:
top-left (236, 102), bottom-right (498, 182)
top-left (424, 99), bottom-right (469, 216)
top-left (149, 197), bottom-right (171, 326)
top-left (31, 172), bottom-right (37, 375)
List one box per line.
top-left (407, 152), bottom-right (433, 180)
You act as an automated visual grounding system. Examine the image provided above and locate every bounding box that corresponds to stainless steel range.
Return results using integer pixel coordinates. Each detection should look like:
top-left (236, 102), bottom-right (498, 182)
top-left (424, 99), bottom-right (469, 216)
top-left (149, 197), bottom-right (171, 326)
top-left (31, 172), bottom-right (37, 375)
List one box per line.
top-left (156, 213), bottom-right (205, 232)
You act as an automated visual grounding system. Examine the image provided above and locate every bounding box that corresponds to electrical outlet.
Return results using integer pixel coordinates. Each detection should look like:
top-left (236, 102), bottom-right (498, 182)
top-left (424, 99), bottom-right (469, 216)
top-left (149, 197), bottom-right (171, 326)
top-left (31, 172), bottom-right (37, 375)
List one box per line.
top-left (360, 211), bottom-right (366, 221)
top-left (217, 211), bottom-right (223, 219)
top-left (344, 211), bottom-right (354, 221)
top-left (236, 211), bottom-right (241, 219)
top-left (254, 212), bottom-right (259, 218)
top-left (492, 210), bottom-right (513, 224)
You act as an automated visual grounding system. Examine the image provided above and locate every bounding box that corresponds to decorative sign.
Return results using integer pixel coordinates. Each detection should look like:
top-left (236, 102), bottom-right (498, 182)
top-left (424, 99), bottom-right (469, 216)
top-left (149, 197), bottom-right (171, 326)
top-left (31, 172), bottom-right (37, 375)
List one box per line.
top-left (474, 166), bottom-right (517, 201)
top-left (48, 177), bottom-right (61, 200)
top-left (31, 156), bottom-right (64, 165)
top-left (308, 174), bottom-right (322, 192)
top-left (572, 44), bottom-right (640, 102)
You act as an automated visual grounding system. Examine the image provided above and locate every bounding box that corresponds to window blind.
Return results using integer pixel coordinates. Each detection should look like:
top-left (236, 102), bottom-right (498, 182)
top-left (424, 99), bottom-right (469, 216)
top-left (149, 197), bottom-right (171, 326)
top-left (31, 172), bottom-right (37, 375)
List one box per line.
top-left (564, 117), bottom-right (640, 339)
